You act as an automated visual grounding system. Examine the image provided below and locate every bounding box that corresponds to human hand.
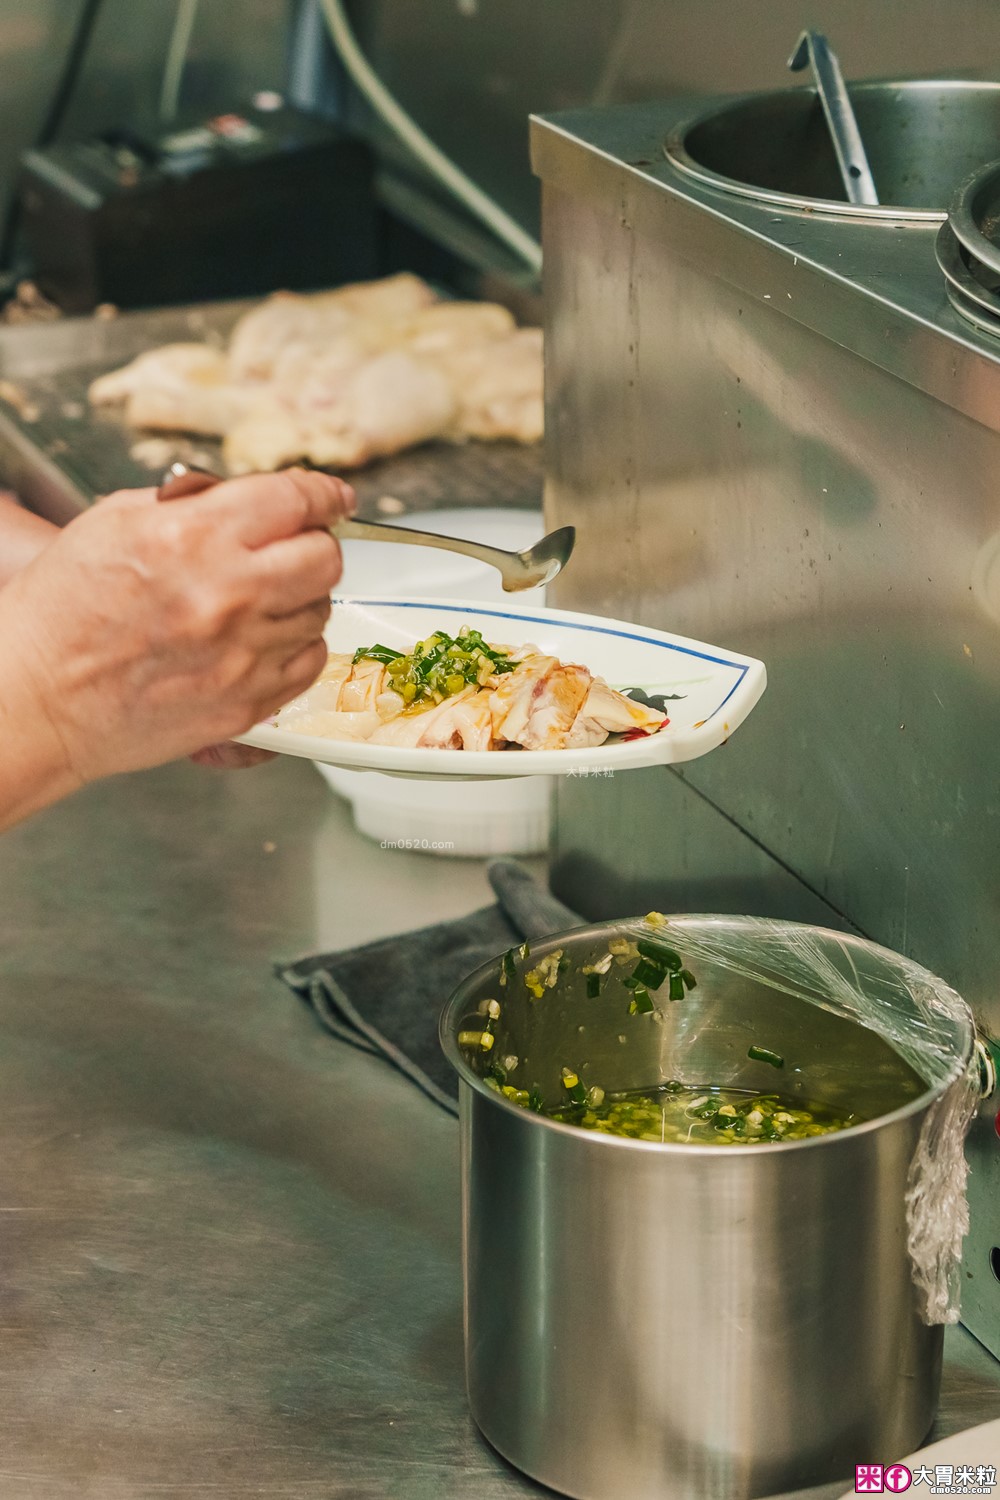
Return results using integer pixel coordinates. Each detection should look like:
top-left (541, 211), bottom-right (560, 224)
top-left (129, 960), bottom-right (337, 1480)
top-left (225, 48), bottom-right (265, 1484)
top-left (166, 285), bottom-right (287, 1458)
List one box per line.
top-left (0, 468), bottom-right (353, 792)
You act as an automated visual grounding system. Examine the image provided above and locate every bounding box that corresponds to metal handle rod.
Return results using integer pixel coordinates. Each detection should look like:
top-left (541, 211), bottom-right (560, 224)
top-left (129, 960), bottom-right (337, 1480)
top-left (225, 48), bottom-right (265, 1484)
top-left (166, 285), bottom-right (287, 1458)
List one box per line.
top-left (157, 464), bottom-right (534, 571)
top-left (329, 514), bottom-right (525, 573)
top-left (788, 30), bottom-right (879, 207)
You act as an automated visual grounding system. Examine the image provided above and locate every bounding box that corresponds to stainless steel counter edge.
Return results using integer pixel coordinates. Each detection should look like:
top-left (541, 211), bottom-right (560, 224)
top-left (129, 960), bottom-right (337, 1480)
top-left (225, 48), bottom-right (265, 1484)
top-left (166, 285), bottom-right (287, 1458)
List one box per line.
top-left (530, 100), bottom-right (1000, 437)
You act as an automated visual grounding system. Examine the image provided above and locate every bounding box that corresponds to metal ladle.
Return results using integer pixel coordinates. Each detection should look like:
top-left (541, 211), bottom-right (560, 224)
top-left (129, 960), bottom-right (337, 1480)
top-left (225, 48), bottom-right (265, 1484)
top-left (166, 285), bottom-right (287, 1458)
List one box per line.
top-left (788, 30), bottom-right (879, 207)
top-left (157, 462), bottom-right (575, 593)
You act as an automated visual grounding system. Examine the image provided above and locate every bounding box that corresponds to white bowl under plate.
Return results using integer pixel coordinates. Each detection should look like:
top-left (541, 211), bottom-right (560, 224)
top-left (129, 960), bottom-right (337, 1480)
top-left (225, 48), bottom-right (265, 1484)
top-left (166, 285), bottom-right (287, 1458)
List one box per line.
top-left (238, 595), bottom-right (767, 781)
top-left (316, 762), bottom-right (551, 857)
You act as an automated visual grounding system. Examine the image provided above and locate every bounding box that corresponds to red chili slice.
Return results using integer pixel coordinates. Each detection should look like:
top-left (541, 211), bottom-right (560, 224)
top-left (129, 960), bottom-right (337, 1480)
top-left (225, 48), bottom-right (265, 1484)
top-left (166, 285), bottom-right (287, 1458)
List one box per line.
top-left (622, 718), bottom-right (668, 741)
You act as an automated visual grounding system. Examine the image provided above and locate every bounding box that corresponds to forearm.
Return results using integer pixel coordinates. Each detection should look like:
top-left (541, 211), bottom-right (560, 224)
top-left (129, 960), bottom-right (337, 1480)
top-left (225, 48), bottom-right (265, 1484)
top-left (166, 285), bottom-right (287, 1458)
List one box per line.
top-left (0, 494), bottom-right (59, 586)
top-left (0, 658), bottom-right (81, 832)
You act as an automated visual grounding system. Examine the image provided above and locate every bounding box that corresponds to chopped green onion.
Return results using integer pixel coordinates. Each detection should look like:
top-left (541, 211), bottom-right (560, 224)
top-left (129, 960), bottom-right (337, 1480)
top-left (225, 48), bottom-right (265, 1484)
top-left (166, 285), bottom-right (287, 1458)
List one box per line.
top-left (352, 642), bottom-right (403, 665)
top-left (519, 940), bottom-right (531, 961)
top-left (630, 986), bottom-right (654, 1014)
top-left (630, 957), bottom-right (668, 990)
top-left (528, 1086), bottom-right (543, 1113)
top-left (636, 939), bottom-right (683, 972)
top-left (500, 948), bottom-right (517, 986)
top-left (352, 626), bottom-right (514, 706)
top-left (748, 1045), bottom-right (785, 1069)
top-left (668, 972), bottom-right (685, 1001)
top-left (561, 1067), bottom-right (587, 1105)
top-left (586, 972), bottom-right (602, 999)
top-left (458, 1029), bottom-right (495, 1051)
top-left (680, 968), bottom-right (697, 991)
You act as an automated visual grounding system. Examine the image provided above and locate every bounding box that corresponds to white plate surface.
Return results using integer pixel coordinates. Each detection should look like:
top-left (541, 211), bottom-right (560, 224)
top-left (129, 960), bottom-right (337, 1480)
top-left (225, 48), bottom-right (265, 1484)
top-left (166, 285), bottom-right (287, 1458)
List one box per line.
top-left (237, 595), bottom-right (767, 780)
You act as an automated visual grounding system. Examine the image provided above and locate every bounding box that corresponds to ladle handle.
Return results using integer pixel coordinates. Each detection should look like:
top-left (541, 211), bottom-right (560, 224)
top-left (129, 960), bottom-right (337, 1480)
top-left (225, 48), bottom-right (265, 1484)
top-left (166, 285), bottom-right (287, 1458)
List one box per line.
top-left (788, 30), bottom-right (879, 207)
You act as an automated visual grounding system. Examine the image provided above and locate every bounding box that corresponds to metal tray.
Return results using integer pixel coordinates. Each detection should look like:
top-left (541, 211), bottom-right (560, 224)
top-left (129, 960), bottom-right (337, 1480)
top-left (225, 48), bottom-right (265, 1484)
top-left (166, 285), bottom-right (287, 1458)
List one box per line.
top-left (0, 297), bottom-right (543, 522)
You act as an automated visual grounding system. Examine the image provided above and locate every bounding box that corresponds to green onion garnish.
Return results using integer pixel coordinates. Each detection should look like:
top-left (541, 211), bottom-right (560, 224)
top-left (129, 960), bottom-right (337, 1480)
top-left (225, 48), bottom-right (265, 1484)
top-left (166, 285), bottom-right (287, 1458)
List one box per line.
top-left (352, 642), bottom-right (403, 665)
top-left (352, 626), bottom-right (515, 706)
top-left (501, 948), bottom-right (517, 985)
top-left (629, 987), bottom-right (654, 1014)
top-left (586, 972), bottom-right (602, 999)
top-left (668, 972), bottom-right (685, 1001)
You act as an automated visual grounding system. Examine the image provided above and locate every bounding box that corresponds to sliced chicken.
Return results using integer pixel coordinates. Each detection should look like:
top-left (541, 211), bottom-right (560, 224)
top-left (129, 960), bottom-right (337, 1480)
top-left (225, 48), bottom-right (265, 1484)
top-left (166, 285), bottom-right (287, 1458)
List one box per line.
top-left (565, 679), bottom-right (667, 749)
top-left (489, 655), bottom-right (593, 750)
top-left (274, 654), bottom-right (354, 720)
top-left (338, 657), bottom-right (386, 713)
top-left (274, 709), bottom-right (382, 741)
top-left (273, 637), bottom-right (668, 753)
top-left (369, 688), bottom-right (493, 750)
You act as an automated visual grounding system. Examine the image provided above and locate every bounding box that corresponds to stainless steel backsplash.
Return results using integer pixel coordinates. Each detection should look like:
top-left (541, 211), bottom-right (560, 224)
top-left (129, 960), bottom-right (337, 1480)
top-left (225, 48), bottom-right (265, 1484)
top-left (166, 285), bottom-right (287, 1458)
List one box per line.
top-left (365, 0), bottom-right (1000, 234)
top-left (4, 0), bottom-right (1000, 248)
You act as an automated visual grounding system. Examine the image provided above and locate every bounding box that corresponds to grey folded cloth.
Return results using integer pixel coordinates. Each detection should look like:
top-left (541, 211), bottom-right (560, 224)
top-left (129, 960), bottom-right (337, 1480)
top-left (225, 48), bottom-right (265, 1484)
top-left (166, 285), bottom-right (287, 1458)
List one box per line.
top-left (277, 860), bottom-right (581, 1115)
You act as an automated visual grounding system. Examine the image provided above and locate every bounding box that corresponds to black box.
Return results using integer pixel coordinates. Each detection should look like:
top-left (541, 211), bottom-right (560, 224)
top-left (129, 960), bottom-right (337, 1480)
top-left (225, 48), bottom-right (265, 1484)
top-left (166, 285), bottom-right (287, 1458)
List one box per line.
top-left (19, 102), bottom-right (376, 313)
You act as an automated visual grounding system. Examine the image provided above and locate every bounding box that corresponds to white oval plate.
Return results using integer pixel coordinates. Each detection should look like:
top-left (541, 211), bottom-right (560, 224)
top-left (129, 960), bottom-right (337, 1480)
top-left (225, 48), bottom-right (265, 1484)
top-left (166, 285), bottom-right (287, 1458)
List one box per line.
top-left (236, 595), bottom-right (767, 780)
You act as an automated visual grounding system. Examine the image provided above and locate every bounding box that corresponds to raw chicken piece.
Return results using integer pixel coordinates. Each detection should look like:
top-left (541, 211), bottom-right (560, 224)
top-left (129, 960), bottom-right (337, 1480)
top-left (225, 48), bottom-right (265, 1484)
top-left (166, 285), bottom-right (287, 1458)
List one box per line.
top-left (227, 274), bottom-right (436, 379)
top-left (227, 293), bottom-right (355, 380)
top-left (397, 301), bottom-right (515, 356)
top-left (330, 272), bottom-right (436, 321)
top-left (88, 341), bottom-right (264, 437)
top-left (223, 349), bottom-right (458, 473)
top-left (86, 277), bottom-right (542, 469)
top-left (370, 688), bottom-right (493, 750)
top-left (88, 343), bottom-right (227, 404)
top-left (90, 344), bottom-right (248, 431)
top-left (489, 654), bottom-right (593, 750)
top-left (565, 679), bottom-right (667, 749)
top-left (216, 401), bottom-right (303, 473)
top-left (436, 327), bottom-right (543, 443)
top-left (269, 322), bottom-right (396, 391)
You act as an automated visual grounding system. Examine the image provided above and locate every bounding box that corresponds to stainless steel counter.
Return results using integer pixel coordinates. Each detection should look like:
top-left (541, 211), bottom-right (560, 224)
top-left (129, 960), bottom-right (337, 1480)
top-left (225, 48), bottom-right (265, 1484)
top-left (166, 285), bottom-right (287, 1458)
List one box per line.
top-left (0, 759), bottom-right (997, 1499)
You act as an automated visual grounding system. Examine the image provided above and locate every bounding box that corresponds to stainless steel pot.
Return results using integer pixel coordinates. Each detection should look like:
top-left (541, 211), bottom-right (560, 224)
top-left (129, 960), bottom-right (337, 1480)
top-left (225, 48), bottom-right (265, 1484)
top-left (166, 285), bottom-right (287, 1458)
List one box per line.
top-left (440, 917), bottom-right (975, 1500)
top-left (664, 79), bottom-right (1000, 220)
